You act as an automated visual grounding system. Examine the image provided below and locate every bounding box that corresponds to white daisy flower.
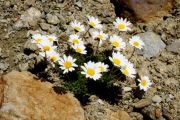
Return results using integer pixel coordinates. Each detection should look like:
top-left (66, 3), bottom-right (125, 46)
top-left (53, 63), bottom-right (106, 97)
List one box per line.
top-left (81, 61), bottom-right (102, 80)
top-left (138, 76), bottom-right (152, 91)
top-left (58, 55), bottom-right (78, 74)
top-left (70, 20), bottom-right (85, 32)
top-left (113, 17), bottom-right (131, 31)
top-left (46, 35), bottom-right (57, 43)
top-left (110, 35), bottom-right (126, 50)
top-left (87, 16), bottom-right (103, 29)
top-left (129, 36), bottom-right (145, 49)
top-left (120, 62), bottom-right (136, 78)
top-left (109, 52), bottom-right (128, 67)
top-left (46, 50), bottom-right (60, 63)
top-left (38, 50), bottom-right (60, 62)
top-left (32, 34), bottom-right (46, 44)
top-left (96, 62), bottom-right (109, 72)
top-left (72, 44), bottom-right (87, 54)
top-left (92, 31), bottom-right (108, 45)
top-left (69, 34), bottom-right (83, 45)
top-left (37, 39), bottom-right (57, 52)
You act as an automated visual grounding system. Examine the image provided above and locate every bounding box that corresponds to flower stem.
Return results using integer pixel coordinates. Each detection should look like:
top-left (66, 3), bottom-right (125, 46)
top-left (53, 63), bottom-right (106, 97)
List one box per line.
top-left (44, 51), bottom-right (48, 67)
top-left (108, 66), bottom-right (117, 80)
top-left (128, 47), bottom-right (135, 60)
top-left (118, 30), bottom-right (121, 36)
top-left (44, 51), bottom-right (47, 62)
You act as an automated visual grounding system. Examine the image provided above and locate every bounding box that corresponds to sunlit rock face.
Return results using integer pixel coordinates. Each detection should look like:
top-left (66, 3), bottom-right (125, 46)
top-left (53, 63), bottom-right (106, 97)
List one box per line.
top-left (118, 0), bottom-right (174, 22)
top-left (0, 71), bottom-right (85, 120)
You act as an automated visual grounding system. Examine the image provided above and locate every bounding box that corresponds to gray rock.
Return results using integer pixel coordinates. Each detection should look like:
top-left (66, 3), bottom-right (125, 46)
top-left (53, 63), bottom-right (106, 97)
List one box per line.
top-left (75, 1), bottom-right (82, 8)
top-left (14, 20), bottom-right (25, 30)
top-left (48, 25), bottom-right (59, 33)
top-left (136, 32), bottom-right (166, 59)
top-left (129, 112), bottom-right (143, 120)
top-left (56, 3), bottom-right (63, 8)
top-left (40, 23), bottom-right (51, 31)
top-left (142, 106), bottom-right (156, 120)
top-left (21, 7), bottom-right (41, 26)
top-left (166, 39), bottom-right (180, 54)
top-left (0, 62), bottom-right (9, 71)
top-left (26, 30), bottom-right (42, 38)
top-left (152, 95), bottom-right (162, 103)
top-left (133, 99), bottom-right (152, 108)
top-left (25, 0), bottom-right (35, 6)
top-left (14, 7), bottom-right (41, 29)
top-left (46, 14), bottom-right (60, 25)
top-left (0, 19), bottom-right (8, 24)
top-left (57, 14), bottom-right (66, 24)
top-left (24, 40), bottom-right (38, 51)
top-left (102, 10), bottom-right (111, 17)
top-left (19, 63), bottom-right (29, 71)
top-left (123, 87), bottom-right (132, 92)
top-left (5, 1), bottom-right (11, 7)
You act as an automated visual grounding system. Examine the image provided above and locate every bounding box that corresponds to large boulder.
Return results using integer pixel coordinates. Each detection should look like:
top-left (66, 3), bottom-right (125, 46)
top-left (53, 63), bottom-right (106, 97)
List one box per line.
top-left (0, 71), bottom-right (85, 120)
top-left (118, 0), bottom-right (174, 22)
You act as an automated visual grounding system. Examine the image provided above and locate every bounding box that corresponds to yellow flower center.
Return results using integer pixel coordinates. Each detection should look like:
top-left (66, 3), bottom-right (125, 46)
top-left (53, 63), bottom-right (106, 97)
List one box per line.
top-left (35, 38), bottom-right (42, 43)
top-left (123, 69), bottom-right (129, 76)
top-left (113, 58), bottom-right (121, 66)
top-left (98, 34), bottom-right (103, 40)
top-left (74, 26), bottom-right (81, 31)
top-left (43, 46), bottom-right (50, 51)
top-left (72, 39), bottom-right (79, 44)
top-left (63, 61), bottom-right (72, 69)
top-left (75, 47), bottom-right (82, 53)
top-left (51, 56), bottom-right (57, 62)
top-left (133, 41), bottom-right (139, 47)
top-left (118, 23), bottom-right (125, 30)
top-left (141, 80), bottom-right (147, 87)
top-left (113, 41), bottom-right (120, 47)
top-left (99, 66), bottom-right (105, 72)
top-left (87, 68), bottom-right (95, 76)
top-left (89, 22), bottom-right (96, 27)
top-left (48, 37), bottom-right (53, 42)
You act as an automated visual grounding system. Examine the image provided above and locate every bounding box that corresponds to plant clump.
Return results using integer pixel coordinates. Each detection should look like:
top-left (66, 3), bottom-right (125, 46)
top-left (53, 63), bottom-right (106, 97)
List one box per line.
top-left (30, 16), bottom-right (152, 103)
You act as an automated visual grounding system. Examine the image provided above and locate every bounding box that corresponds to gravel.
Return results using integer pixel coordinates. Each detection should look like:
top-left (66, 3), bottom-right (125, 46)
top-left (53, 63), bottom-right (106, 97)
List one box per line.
top-left (0, 0), bottom-right (179, 119)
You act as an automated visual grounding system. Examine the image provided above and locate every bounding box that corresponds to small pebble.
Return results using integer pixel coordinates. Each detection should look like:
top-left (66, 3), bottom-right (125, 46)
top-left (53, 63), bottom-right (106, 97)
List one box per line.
top-left (123, 87), bottom-right (132, 92)
top-left (155, 108), bottom-right (161, 118)
top-left (97, 99), bottom-right (104, 104)
top-left (46, 14), bottom-right (60, 25)
top-left (152, 95), bottom-right (162, 103)
top-left (133, 99), bottom-right (152, 108)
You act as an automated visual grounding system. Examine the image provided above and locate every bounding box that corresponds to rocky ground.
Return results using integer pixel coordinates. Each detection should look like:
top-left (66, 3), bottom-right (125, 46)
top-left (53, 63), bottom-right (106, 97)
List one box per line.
top-left (0, 0), bottom-right (180, 120)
